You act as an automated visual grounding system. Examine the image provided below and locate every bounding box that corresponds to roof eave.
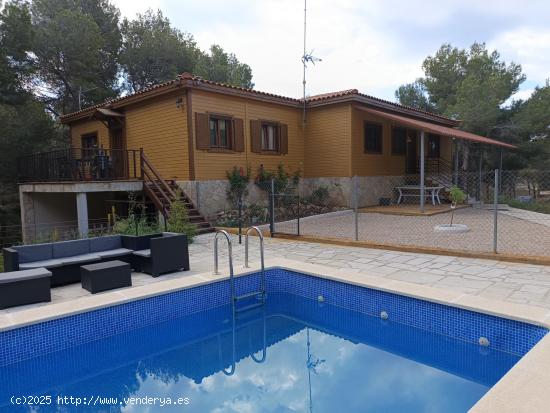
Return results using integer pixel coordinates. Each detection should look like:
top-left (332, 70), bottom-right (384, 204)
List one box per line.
top-left (59, 80), bottom-right (183, 124)
top-left (182, 78), bottom-right (300, 107)
top-left (307, 94), bottom-right (459, 127)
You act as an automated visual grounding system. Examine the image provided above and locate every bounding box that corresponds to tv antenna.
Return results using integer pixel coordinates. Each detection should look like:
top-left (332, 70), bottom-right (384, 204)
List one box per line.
top-left (302, 0), bottom-right (321, 125)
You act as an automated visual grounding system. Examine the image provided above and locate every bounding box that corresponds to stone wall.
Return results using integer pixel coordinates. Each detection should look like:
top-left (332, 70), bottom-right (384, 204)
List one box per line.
top-left (178, 175), bottom-right (406, 219)
top-left (355, 176), bottom-right (407, 207)
top-left (177, 180), bottom-right (268, 220)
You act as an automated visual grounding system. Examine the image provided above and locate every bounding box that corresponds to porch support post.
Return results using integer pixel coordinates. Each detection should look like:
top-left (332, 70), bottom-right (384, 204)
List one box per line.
top-left (76, 192), bottom-right (89, 238)
top-left (478, 146), bottom-right (483, 203)
top-left (499, 147), bottom-right (503, 192)
top-left (453, 138), bottom-right (459, 185)
top-left (420, 130), bottom-right (425, 213)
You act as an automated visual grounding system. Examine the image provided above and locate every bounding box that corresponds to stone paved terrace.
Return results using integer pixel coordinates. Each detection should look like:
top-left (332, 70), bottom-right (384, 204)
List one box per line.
top-left (3, 232), bottom-right (550, 315)
top-left (203, 233), bottom-right (550, 309)
top-left (273, 207), bottom-right (550, 258)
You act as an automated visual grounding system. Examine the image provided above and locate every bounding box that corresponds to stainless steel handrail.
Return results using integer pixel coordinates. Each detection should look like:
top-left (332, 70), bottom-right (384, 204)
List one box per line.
top-left (245, 226), bottom-right (265, 297)
top-left (245, 226), bottom-right (265, 270)
top-left (214, 229), bottom-right (235, 309)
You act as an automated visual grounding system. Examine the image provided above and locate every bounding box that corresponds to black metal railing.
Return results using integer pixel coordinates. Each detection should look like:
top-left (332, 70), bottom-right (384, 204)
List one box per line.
top-left (17, 148), bottom-right (141, 182)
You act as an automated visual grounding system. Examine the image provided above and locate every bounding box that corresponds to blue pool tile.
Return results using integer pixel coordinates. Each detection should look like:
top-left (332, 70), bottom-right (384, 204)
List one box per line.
top-left (0, 268), bottom-right (546, 367)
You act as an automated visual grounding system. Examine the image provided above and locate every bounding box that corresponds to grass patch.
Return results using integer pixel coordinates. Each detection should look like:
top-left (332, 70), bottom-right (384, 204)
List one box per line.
top-left (503, 198), bottom-right (550, 215)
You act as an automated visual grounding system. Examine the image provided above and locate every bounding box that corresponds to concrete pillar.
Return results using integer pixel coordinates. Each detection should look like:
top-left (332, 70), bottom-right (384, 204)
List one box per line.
top-left (19, 190), bottom-right (36, 244)
top-left (76, 192), bottom-right (89, 238)
top-left (420, 130), bottom-right (425, 213)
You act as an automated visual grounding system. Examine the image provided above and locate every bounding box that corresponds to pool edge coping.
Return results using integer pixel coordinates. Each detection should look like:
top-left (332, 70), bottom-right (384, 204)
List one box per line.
top-left (2, 258), bottom-right (550, 333)
top-left (0, 258), bottom-right (549, 413)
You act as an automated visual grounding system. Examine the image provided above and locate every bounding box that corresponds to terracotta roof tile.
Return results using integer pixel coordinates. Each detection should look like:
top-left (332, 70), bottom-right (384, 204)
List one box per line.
top-left (305, 89), bottom-right (359, 101)
top-left (60, 73), bottom-right (456, 125)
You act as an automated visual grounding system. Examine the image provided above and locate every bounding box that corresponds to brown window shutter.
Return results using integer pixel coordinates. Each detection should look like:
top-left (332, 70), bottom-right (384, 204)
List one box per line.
top-left (233, 118), bottom-right (245, 152)
top-left (279, 123), bottom-right (288, 154)
top-left (195, 112), bottom-right (210, 150)
top-left (250, 120), bottom-right (261, 153)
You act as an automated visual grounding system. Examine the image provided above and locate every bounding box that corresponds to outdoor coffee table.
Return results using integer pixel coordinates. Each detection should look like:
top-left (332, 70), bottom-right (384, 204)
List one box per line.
top-left (80, 260), bottom-right (132, 294)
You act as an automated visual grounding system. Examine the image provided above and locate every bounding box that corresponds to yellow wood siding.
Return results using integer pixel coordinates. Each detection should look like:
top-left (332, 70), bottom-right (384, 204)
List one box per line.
top-left (70, 120), bottom-right (110, 149)
top-left (303, 104), bottom-right (352, 177)
top-left (124, 91), bottom-right (189, 180)
top-left (351, 107), bottom-right (408, 176)
top-left (191, 90), bottom-right (304, 180)
top-left (66, 91), bottom-right (457, 182)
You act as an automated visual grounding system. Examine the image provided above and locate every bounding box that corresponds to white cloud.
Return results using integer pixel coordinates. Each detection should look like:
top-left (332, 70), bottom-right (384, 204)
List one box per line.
top-left (489, 27), bottom-right (550, 83)
top-left (510, 88), bottom-right (535, 102)
top-left (111, 0), bottom-right (550, 100)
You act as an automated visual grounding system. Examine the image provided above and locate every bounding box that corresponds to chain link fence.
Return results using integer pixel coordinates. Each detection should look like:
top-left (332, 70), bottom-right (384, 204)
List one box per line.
top-left (267, 170), bottom-right (550, 260)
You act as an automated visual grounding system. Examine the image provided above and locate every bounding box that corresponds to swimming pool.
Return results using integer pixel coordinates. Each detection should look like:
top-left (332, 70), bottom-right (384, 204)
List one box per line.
top-left (0, 268), bottom-right (547, 412)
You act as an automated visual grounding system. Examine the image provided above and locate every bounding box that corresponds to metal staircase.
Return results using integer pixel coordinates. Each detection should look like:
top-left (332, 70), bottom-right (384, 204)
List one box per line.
top-left (421, 157), bottom-right (480, 202)
top-left (140, 151), bottom-right (213, 234)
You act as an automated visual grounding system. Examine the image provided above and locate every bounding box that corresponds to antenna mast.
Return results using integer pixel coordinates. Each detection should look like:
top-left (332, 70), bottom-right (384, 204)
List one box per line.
top-left (302, 0), bottom-right (307, 125)
top-left (301, 0), bottom-right (321, 126)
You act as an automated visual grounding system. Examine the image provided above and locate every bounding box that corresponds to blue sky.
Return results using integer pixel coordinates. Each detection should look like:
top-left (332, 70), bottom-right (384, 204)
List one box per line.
top-left (114, 0), bottom-right (550, 102)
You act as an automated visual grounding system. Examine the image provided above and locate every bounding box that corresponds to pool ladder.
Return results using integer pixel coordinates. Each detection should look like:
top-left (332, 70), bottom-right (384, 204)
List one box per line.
top-left (214, 227), bottom-right (266, 313)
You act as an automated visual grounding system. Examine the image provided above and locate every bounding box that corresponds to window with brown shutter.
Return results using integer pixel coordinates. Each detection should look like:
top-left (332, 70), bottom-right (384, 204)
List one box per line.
top-left (280, 123), bottom-right (288, 154)
top-left (195, 113), bottom-right (210, 150)
top-left (364, 122), bottom-right (383, 154)
top-left (209, 116), bottom-right (233, 149)
top-left (195, 113), bottom-right (245, 152)
top-left (261, 122), bottom-right (280, 152)
top-left (233, 118), bottom-right (245, 152)
top-left (250, 120), bottom-right (288, 155)
top-left (250, 120), bottom-right (262, 153)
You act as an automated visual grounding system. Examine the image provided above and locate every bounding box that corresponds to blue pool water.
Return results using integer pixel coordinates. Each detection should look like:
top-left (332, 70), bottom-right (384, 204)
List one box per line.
top-left (0, 269), bottom-right (546, 412)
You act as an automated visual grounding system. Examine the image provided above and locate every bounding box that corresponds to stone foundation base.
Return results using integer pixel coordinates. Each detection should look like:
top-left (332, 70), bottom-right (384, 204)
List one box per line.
top-left (177, 176), bottom-right (407, 220)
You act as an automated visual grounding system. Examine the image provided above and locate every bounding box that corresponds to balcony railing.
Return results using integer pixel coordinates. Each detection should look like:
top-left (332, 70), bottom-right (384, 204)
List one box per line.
top-left (17, 148), bottom-right (142, 183)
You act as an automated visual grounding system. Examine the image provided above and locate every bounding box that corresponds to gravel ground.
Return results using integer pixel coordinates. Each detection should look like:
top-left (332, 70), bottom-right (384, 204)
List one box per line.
top-left (274, 208), bottom-right (550, 257)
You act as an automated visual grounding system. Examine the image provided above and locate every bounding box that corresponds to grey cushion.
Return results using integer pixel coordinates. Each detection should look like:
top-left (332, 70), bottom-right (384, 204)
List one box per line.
top-left (52, 239), bottom-right (90, 258)
top-left (60, 253), bottom-right (101, 265)
top-left (89, 235), bottom-right (122, 253)
top-left (96, 248), bottom-right (133, 259)
top-left (133, 249), bottom-right (151, 258)
top-left (0, 268), bottom-right (52, 283)
top-left (81, 260), bottom-right (130, 272)
top-left (19, 258), bottom-right (65, 270)
top-left (13, 243), bottom-right (53, 263)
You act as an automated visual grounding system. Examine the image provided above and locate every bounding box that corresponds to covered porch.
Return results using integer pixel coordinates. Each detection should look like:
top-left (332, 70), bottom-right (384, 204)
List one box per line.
top-left (351, 105), bottom-right (515, 212)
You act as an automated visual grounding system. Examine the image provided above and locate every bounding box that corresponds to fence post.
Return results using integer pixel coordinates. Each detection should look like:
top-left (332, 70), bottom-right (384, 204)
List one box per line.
top-left (297, 191), bottom-right (301, 236)
top-left (353, 175), bottom-right (359, 241)
top-left (493, 169), bottom-right (499, 253)
top-left (238, 195), bottom-right (243, 244)
top-left (269, 178), bottom-right (275, 237)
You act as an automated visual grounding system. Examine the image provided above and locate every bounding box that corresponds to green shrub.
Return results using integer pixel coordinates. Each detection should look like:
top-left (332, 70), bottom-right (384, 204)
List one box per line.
top-left (501, 197), bottom-right (550, 215)
top-left (113, 192), bottom-right (160, 236)
top-left (308, 186), bottom-right (330, 206)
top-left (167, 191), bottom-right (196, 242)
top-left (226, 166), bottom-right (251, 206)
top-left (255, 163), bottom-right (301, 193)
top-left (449, 186), bottom-right (466, 205)
top-left (246, 203), bottom-right (268, 223)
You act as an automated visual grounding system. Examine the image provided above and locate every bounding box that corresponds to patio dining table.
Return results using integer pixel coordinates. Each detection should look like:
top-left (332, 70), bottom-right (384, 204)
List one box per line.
top-left (395, 185), bottom-right (443, 206)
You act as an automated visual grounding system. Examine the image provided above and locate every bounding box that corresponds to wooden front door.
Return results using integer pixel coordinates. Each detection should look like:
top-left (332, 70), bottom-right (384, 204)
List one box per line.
top-left (406, 132), bottom-right (417, 174)
top-left (109, 127), bottom-right (127, 178)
